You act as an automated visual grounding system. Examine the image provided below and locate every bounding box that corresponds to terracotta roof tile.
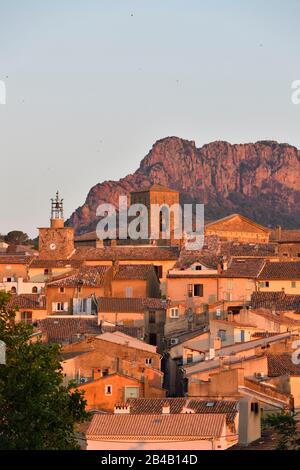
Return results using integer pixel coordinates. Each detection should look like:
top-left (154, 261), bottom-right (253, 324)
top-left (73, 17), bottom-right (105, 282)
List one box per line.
top-left (267, 353), bottom-right (300, 377)
top-left (71, 246), bottom-right (179, 261)
top-left (174, 250), bottom-right (220, 270)
top-left (30, 259), bottom-right (82, 269)
top-left (251, 291), bottom-right (300, 311)
top-left (221, 258), bottom-right (265, 278)
top-left (270, 229), bottom-right (300, 243)
top-left (220, 242), bottom-right (277, 258)
top-left (258, 261), bottom-right (300, 280)
top-left (86, 413), bottom-right (226, 440)
top-left (46, 266), bottom-right (110, 288)
top-left (127, 398), bottom-right (238, 424)
top-left (7, 294), bottom-right (46, 310)
top-left (113, 264), bottom-right (154, 280)
top-left (38, 317), bottom-right (101, 343)
top-left (0, 255), bottom-right (33, 265)
top-left (98, 297), bottom-right (168, 313)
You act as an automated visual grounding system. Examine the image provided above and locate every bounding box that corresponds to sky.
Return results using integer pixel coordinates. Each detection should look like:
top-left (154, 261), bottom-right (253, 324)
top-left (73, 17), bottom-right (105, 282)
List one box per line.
top-left (0, 0), bottom-right (300, 237)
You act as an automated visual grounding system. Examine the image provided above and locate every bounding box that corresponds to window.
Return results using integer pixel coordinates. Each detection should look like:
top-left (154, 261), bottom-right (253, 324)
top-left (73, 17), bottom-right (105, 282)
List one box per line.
top-left (251, 402), bottom-right (259, 413)
top-left (187, 353), bottom-right (193, 364)
top-left (297, 253), bottom-right (300, 258)
top-left (125, 287), bottom-right (133, 298)
top-left (21, 311), bottom-right (32, 324)
top-left (32, 286), bottom-right (38, 293)
top-left (291, 281), bottom-right (297, 288)
top-left (146, 358), bottom-right (153, 365)
top-left (259, 281), bottom-right (269, 288)
top-left (102, 369), bottom-right (109, 377)
top-left (149, 310), bottom-right (156, 324)
top-left (59, 287), bottom-right (65, 293)
top-left (218, 329), bottom-right (227, 341)
top-left (44, 269), bottom-right (49, 275)
top-left (170, 307), bottom-right (179, 318)
top-left (105, 385), bottom-right (112, 395)
top-left (10, 286), bottom-right (16, 294)
top-left (154, 265), bottom-right (163, 279)
top-left (187, 284), bottom-right (193, 297)
top-left (54, 302), bottom-right (67, 312)
top-left (195, 265), bottom-right (202, 271)
top-left (6, 277), bottom-right (12, 283)
top-left (193, 284), bottom-right (203, 297)
top-left (149, 333), bottom-right (157, 345)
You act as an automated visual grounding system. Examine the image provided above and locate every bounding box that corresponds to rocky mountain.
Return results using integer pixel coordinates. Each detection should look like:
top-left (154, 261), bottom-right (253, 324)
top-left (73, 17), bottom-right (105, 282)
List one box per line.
top-left (67, 137), bottom-right (300, 233)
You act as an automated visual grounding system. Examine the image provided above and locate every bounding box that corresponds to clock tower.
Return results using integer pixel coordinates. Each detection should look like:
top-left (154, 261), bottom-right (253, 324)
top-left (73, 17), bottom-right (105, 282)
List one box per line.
top-left (38, 191), bottom-right (74, 259)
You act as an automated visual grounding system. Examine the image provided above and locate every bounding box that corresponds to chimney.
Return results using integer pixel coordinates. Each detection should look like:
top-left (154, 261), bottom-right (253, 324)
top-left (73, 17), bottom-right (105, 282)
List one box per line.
top-left (217, 263), bottom-right (223, 274)
top-left (228, 310), bottom-right (234, 322)
top-left (162, 402), bottom-right (170, 414)
top-left (38, 295), bottom-right (44, 307)
top-left (213, 337), bottom-right (221, 350)
top-left (114, 404), bottom-right (131, 414)
top-left (111, 239), bottom-right (117, 247)
top-left (222, 260), bottom-right (228, 271)
top-left (276, 225), bottom-right (282, 241)
top-left (96, 239), bottom-right (104, 248)
top-left (17, 277), bottom-right (23, 294)
top-left (112, 259), bottom-right (120, 277)
top-left (208, 347), bottom-right (215, 360)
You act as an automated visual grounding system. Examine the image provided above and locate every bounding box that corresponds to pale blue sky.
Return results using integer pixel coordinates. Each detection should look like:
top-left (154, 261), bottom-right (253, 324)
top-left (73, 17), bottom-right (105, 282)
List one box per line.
top-left (0, 0), bottom-right (300, 236)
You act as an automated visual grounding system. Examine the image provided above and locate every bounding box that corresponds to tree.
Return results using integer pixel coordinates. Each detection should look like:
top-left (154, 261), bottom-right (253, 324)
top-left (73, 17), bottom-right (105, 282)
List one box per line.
top-left (4, 230), bottom-right (29, 245)
top-left (264, 411), bottom-right (300, 450)
top-left (0, 291), bottom-right (88, 450)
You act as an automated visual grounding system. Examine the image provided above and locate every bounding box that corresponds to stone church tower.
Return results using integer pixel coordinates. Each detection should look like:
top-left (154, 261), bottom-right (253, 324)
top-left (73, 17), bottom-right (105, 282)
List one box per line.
top-left (38, 191), bottom-right (74, 259)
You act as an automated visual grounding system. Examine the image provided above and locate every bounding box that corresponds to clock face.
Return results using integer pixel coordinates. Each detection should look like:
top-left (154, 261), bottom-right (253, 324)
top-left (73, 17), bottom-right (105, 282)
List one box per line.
top-left (49, 243), bottom-right (56, 251)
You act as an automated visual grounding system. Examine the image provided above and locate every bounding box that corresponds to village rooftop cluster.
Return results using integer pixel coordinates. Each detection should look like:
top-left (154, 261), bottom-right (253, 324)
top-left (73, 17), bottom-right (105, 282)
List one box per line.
top-left (1, 184), bottom-right (300, 450)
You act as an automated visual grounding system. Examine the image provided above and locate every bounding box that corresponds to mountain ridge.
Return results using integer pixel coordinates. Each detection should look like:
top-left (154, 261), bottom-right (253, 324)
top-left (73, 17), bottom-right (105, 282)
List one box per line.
top-left (67, 136), bottom-right (300, 233)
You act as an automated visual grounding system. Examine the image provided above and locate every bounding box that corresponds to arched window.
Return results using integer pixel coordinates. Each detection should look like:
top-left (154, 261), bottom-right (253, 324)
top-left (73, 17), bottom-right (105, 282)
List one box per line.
top-left (10, 286), bottom-right (16, 294)
top-left (32, 286), bottom-right (38, 294)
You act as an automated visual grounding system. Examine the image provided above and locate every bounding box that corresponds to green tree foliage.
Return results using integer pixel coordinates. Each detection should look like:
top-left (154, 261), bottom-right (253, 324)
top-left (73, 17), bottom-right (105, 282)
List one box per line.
top-left (264, 411), bottom-right (300, 450)
top-left (0, 291), bottom-right (88, 450)
top-left (4, 230), bottom-right (29, 245)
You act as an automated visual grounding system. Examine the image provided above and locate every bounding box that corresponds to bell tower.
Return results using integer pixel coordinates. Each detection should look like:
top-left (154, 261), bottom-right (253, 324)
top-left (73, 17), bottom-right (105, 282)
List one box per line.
top-left (50, 191), bottom-right (64, 228)
top-left (38, 191), bottom-right (74, 260)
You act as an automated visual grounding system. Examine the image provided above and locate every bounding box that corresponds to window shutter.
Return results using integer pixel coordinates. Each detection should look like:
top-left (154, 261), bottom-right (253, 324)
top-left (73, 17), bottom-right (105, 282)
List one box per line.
top-left (64, 302), bottom-right (68, 312)
top-left (52, 302), bottom-right (56, 312)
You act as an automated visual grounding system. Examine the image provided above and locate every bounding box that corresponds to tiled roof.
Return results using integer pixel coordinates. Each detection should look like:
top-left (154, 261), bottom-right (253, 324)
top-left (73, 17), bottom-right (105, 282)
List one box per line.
top-left (270, 229), bottom-right (300, 243)
top-left (267, 354), bottom-right (300, 377)
top-left (113, 264), bottom-right (154, 280)
top-left (251, 291), bottom-right (300, 311)
top-left (127, 398), bottom-right (238, 424)
top-left (220, 242), bottom-right (277, 258)
top-left (46, 266), bottom-right (110, 288)
top-left (72, 246), bottom-right (179, 261)
top-left (174, 250), bottom-right (220, 270)
top-left (0, 255), bottom-right (33, 264)
top-left (96, 331), bottom-right (157, 353)
top-left (86, 413), bottom-right (226, 440)
top-left (7, 294), bottom-right (46, 310)
top-left (258, 261), bottom-right (300, 280)
top-left (98, 297), bottom-right (168, 313)
top-left (221, 258), bottom-right (265, 278)
top-left (211, 319), bottom-right (257, 328)
top-left (29, 259), bottom-right (82, 269)
top-left (101, 322), bottom-right (144, 339)
top-left (38, 317), bottom-right (101, 343)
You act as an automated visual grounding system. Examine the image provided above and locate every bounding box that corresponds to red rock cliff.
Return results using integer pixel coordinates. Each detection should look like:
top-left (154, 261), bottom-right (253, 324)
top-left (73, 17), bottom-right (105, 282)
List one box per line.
top-left (67, 137), bottom-right (300, 233)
